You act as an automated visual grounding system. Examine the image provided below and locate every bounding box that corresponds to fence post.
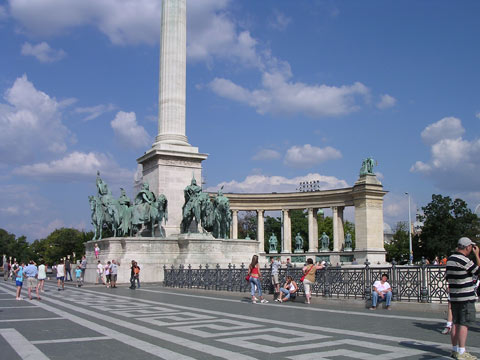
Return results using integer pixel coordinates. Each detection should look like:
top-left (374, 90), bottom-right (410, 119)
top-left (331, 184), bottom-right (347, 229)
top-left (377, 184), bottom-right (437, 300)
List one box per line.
top-left (163, 265), bottom-right (167, 286)
top-left (323, 264), bottom-right (330, 298)
top-left (364, 259), bottom-right (371, 300)
top-left (240, 263), bottom-right (245, 292)
top-left (187, 264), bottom-right (192, 288)
top-left (205, 264), bottom-right (209, 290)
top-left (171, 264), bottom-right (175, 287)
top-left (179, 264), bottom-right (184, 288)
top-left (420, 257), bottom-right (428, 302)
top-left (227, 263), bottom-right (232, 291)
top-left (215, 263), bottom-right (220, 291)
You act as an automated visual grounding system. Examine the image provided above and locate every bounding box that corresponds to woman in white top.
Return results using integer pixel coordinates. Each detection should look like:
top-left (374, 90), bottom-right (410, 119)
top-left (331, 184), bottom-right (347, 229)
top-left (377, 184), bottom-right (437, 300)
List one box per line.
top-left (96, 260), bottom-right (105, 285)
top-left (278, 276), bottom-right (298, 303)
top-left (37, 262), bottom-right (47, 292)
top-left (56, 260), bottom-right (65, 291)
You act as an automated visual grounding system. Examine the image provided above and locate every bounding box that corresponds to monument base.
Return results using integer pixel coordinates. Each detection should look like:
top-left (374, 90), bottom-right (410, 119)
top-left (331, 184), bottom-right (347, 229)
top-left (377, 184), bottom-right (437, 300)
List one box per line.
top-left (84, 236), bottom-right (258, 283)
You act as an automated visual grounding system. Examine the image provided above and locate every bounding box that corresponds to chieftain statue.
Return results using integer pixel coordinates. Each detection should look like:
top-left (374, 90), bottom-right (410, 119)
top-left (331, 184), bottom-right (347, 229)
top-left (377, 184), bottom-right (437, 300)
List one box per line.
top-left (344, 232), bottom-right (353, 251)
top-left (320, 232), bottom-right (330, 251)
top-left (295, 232), bottom-right (304, 252)
top-left (88, 172), bottom-right (167, 239)
top-left (269, 233), bottom-right (278, 253)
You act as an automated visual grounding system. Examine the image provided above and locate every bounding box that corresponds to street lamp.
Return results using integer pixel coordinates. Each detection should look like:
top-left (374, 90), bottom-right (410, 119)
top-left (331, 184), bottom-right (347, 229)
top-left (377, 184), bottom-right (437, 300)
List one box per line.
top-left (405, 192), bottom-right (413, 265)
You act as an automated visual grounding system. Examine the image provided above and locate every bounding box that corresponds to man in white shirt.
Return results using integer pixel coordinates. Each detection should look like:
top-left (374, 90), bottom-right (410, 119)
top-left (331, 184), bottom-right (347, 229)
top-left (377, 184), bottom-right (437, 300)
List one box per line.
top-left (56, 260), bottom-right (65, 291)
top-left (96, 260), bottom-right (105, 285)
top-left (370, 273), bottom-right (392, 310)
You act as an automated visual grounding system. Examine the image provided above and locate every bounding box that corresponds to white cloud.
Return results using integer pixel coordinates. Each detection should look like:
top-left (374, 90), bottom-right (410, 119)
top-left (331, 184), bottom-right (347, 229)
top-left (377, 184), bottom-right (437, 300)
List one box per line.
top-left (411, 117), bottom-right (480, 191)
top-left (420, 116), bottom-right (464, 145)
top-left (208, 173), bottom-right (348, 194)
top-left (252, 149), bottom-right (281, 161)
top-left (0, 74), bottom-right (73, 165)
top-left (74, 103), bottom-right (116, 121)
top-left (13, 151), bottom-right (134, 183)
top-left (21, 41), bottom-right (66, 62)
top-left (376, 94), bottom-right (396, 109)
top-left (284, 144), bottom-right (342, 168)
top-left (476, 112), bottom-right (480, 119)
top-left (0, 5), bottom-right (7, 21)
top-left (209, 71), bottom-right (370, 118)
top-left (110, 111), bottom-right (150, 149)
top-left (268, 10), bottom-right (291, 31)
top-left (9, 0), bottom-right (256, 66)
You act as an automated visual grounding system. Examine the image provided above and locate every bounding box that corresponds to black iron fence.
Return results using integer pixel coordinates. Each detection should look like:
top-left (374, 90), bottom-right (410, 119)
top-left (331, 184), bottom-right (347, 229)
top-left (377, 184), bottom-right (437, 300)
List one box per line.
top-left (163, 260), bottom-right (449, 303)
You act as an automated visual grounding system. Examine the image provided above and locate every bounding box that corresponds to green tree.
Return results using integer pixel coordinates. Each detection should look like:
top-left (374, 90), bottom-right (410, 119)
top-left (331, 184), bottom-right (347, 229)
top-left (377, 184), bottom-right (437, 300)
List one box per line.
top-left (238, 211), bottom-right (257, 239)
top-left (384, 221), bottom-right (409, 262)
top-left (417, 194), bottom-right (480, 260)
top-left (41, 228), bottom-right (87, 264)
top-left (0, 229), bottom-right (34, 263)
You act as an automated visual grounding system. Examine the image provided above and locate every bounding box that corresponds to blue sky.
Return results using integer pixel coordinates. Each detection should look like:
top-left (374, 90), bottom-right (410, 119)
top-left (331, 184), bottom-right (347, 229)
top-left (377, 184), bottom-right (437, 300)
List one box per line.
top-left (1, 0), bottom-right (479, 241)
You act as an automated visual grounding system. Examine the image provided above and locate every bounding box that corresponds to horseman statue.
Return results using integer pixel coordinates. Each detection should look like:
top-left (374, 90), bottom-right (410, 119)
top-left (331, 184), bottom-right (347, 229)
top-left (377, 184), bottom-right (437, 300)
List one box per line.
top-left (181, 176), bottom-right (212, 233)
top-left (212, 187), bottom-right (232, 239)
top-left (88, 173), bottom-right (167, 239)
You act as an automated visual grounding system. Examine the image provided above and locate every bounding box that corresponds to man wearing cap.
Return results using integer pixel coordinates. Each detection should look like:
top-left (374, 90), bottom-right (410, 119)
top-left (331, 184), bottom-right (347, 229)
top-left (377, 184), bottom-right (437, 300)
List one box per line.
top-left (446, 237), bottom-right (480, 360)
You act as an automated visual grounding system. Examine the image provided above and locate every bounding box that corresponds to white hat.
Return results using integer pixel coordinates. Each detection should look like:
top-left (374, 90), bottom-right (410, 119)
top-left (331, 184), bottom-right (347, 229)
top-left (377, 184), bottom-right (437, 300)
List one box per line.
top-left (458, 237), bottom-right (475, 247)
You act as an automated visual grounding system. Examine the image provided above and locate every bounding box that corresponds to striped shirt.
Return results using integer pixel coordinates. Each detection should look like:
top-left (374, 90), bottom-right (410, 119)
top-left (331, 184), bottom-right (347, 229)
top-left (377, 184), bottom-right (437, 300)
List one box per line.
top-left (446, 252), bottom-right (480, 303)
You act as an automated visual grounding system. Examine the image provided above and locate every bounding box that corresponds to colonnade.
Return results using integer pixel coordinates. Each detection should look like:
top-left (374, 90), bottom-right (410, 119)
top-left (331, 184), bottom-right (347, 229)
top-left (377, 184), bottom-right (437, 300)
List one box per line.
top-left (231, 207), bottom-right (346, 253)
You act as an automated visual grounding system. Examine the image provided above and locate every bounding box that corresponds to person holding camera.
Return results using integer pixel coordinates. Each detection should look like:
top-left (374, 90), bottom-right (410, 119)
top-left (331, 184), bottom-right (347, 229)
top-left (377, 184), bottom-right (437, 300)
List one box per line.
top-left (446, 237), bottom-right (480, 360)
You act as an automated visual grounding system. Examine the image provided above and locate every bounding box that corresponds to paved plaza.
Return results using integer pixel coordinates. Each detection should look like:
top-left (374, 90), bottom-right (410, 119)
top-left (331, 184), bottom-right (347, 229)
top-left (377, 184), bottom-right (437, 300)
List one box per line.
top-left (0, 281), bottom-right (478, 359)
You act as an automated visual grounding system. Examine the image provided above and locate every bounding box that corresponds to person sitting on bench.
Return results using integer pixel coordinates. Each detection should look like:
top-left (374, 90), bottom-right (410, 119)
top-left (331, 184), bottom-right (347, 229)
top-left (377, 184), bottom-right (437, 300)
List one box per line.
top-left (277, 276), bottom-right (298, 303)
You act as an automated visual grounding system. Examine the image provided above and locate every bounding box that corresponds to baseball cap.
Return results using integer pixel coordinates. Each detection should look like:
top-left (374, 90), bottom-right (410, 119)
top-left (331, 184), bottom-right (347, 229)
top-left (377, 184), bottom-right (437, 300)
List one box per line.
top-left (458, 237), bottom-right (475, 247)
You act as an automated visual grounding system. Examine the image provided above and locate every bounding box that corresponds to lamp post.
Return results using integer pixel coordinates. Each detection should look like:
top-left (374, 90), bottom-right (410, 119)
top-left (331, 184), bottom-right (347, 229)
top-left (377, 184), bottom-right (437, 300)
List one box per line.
top-left (405, 192), bottom-right (413, 265)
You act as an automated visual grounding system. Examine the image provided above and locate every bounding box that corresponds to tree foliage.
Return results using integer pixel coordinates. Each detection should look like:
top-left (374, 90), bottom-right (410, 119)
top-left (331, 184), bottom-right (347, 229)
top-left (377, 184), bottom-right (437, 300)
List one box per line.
top-left (238, 211), bottom-right (257, 239)
top-left (416, 194), bottom-right (480, 260)
top-left (384, 221), bottom-right (409, 263)
top-left (0, 229), bottom-right (33, 264)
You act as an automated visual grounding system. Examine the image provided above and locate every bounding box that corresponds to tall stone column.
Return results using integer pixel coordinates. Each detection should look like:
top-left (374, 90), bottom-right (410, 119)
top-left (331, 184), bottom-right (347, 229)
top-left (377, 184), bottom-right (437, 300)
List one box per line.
top-left (337, 206), bottom-right (345, 250)
top-left (332, 206), bottom-right (339, 251)
top-left (282, 209), bottom-right (291, 253)
top-left (257, 210), bottom-right (265, 253)
top-left (154, 0), bottom-right (189, 147)
top-left (232, 210), bottom-right (238, 239)
top-left (137, 0), bottom-right (208, 236)
top-left (308, 208), bottom-right (316, 252)
top-left (312, 208), bottom-right (319, 251)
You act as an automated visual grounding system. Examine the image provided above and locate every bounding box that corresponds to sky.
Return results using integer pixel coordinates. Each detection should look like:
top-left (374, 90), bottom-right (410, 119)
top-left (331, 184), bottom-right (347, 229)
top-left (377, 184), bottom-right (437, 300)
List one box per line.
top-left (1, 0), bottom-right (480, 241)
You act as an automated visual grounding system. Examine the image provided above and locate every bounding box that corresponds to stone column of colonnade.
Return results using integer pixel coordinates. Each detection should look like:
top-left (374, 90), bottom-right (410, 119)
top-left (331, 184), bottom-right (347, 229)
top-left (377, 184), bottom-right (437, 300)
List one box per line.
top-left (231, 210), bottom-right (238, 239)
top-left (257, 210), bottom-right (265, 252)
top-left (332, 206), bottom-right (345, 251)
top-left (308, 208), bottom-right (319, 252)
top-left (282, 210), bottom-right (292, 253)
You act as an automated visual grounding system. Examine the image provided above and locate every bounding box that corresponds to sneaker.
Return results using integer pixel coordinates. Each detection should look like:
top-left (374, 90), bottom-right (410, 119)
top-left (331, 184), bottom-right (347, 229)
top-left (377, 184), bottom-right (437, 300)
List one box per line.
top-left (253, 297), bottom-right (259, 301)
top-left (261, 299), bottom-right (269, 304)
top-left (252, 300), bottom-right (257, 304)
top-left (369, 306), bottom-right (376, 310)
top-left (386, 306), bottom-right (392, 310)
top-left (275, 298), bottom-right (280, 302)
top-left (457, 352), bottom-right (477, 360)
top-left (450, 352), bottom-right (459, 359)
top-left (442, 326), bottom-right (452, 335)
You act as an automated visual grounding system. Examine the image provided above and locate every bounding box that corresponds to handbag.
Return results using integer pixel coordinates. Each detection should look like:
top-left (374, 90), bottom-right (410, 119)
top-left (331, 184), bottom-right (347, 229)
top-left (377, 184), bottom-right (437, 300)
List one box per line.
top-left (300, 265), bottom-right (314, 282)
top-left (245, 275), bottom-right (250, 282)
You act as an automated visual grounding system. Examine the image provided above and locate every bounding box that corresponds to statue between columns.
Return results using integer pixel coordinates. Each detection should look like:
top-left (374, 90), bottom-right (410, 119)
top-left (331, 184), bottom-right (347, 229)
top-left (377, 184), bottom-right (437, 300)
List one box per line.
top-left (320, 232), bottom-right (330, 251)
top-left (294, 232), bottom-right (304, 253)
top-left (344, 232), bottom-right (353, 251)
top-left (268, 233), bottom-right (278, 253)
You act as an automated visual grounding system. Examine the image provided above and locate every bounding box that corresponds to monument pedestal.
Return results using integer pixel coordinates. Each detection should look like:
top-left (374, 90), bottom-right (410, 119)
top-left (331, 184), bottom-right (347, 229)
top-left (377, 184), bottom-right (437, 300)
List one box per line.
top-left (85, 236), bottom-right (258, 284)
top-left (137, 144), bottom-right (208, 237)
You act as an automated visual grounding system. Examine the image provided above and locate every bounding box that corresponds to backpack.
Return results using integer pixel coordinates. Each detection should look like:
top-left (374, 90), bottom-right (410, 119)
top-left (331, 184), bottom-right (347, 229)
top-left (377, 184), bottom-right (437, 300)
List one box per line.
top-left (134, 266), bottom-right (140, 275)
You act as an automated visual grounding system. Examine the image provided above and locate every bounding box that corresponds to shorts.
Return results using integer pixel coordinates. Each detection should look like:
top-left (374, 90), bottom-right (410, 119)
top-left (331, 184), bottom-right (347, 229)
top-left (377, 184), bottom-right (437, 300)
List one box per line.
top-left (16, 280), bottom-right (23, 287)
top-left (451, 301), bottom-right (476, 326)
top-left (38, 276), bottom-right (46, 281)
top-left (57, 276), bottom-right (64, 281)
top-left (271, 273), bottom-right (279, 285)
top-left (26, 277), bottom-right (37, 289)
top-left (106, 274), bottom-right (111, 282)
top-left (303, 279), bottom-right (313, 295)
top-left (111, 274), bottom-right (117, 282)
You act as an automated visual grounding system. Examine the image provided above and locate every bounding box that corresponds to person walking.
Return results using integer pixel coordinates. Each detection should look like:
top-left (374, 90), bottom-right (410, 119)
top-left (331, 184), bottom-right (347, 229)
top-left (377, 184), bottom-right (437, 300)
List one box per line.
top-left (110, 260), bottom-right (118, 288)
top-left (80, 255), bottom-right (87, 283)
top-left (446, 237), bottom-right (480, 360)
top-left (105, 261), bottom-right (111, 288)
top-left (37, 261), bottom-right (46, 293)
top-left (302, 258), bottom-right (325, 304)
top-left (248, 255), bottom-right (268, 304)
top-left (65, 258), bottom-right (72, 281)
top-left (270, 257), bottom-right (282, 301)
top-left (14, 262), bottom-right (24, 300)
top-left (75, 266), bottom-right (83, 287)
top-left (23, 260), bottom-right (40, 300)
top-left (56, 259), bottom-right (65, 291)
